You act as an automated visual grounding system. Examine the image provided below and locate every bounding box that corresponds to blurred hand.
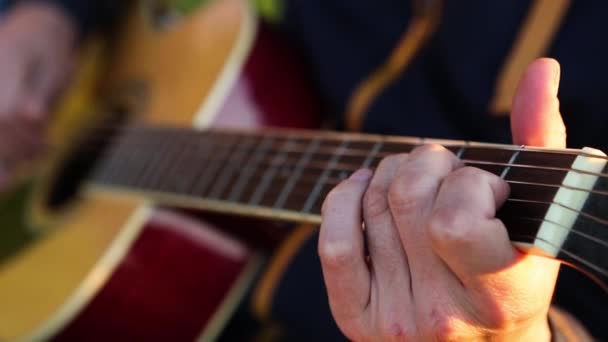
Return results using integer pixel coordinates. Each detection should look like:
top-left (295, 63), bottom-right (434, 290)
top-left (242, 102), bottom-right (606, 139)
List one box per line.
top-left (0, 2), bottom-right (76, 188)
top-left (319, 58), bottom-right (565, 341)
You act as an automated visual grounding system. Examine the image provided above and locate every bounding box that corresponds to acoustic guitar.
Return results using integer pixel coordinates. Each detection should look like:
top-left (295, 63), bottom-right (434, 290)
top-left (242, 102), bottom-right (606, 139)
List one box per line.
top-left (1, 0), bottom-right (607, 341)
top-left (0, 0), bottom-right (319, 340)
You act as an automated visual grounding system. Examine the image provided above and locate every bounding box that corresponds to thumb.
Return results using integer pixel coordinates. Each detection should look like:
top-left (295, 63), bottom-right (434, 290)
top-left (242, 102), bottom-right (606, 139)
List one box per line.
top-left (510, 58), bottom-right (566, 149)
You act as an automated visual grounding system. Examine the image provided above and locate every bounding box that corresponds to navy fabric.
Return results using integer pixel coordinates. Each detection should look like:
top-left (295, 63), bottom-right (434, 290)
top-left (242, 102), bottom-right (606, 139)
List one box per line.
top-left (279, 1), bottom-right (608, 151)
top-left (0, 0), bottom-right (10, 12)
top-left (270, 231), bottom-right (346, 341)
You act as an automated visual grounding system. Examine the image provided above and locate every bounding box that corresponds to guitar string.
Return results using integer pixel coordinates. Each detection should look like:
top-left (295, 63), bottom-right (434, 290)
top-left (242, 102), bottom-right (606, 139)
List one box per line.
top-left (93, 141), bottom-right (608, 197)
top-left (87, 127), bottom-right (608, 166)
top-left (90, 140), bottom-right (608, 271)
top-left (95, 173), bottom-right (608, 277)
top-left (509, 234), bottom-right (608, 283)
top-left (92, 140), bottom-right (608, 227)
top-left (88, 124), bottom-right (608, 161)
top-left (97, 159), bottom-right (608, 233)
top-left (81, 129), bottom-right (608, 181)
top-left (75, 126), bottom-right (608, 283)
top-left (506, 216), bottom-right (608, 248)
top-left (86, 128), bottom-right (608, 229)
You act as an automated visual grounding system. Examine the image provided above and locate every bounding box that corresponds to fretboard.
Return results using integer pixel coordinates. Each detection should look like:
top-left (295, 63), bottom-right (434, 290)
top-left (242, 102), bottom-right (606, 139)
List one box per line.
top-left (85, 125), bottom-right (608, 286)
top-left (89, 126), bottom-right (578, 225)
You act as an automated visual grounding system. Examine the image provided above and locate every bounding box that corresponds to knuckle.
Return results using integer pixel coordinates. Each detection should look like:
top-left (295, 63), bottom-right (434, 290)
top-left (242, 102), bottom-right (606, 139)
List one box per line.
top-left (374, 153), bottom-right (406, 174)
top-left (428, 208), bottom-right (473, 247)
top-left (321, 183), bottom-right (353, 216)
top-left (387, 179), bottom-right (420, 217)
top-left (378, 321), bottom-right (413, 340)
top-left (321, 186), bottom-right (342, 216)
top-left (318, 237), bottom-right (358, 270)
top-left (421, 308), bottom-right (460, 341)
top-left (413, 143), bottom-right (445, 154)
top-left (379, 153), bottom-right (407, 166)
top-left (411, 143), bottom-right (452, 159)
top-left (363, 185), bottom-right (389, 220)
top-left (446, 166), bottom-right (495, 185)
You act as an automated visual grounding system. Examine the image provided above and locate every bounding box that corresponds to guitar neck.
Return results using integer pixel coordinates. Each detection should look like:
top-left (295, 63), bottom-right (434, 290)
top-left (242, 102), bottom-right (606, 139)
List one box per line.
top-left (86, 126), bottom-right (608, 285)
top-left (88, 126), bottom-right (579, 222)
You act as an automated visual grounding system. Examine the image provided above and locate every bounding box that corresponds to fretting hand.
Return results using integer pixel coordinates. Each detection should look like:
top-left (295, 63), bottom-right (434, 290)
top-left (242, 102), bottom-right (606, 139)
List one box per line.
top-left (0, 2), bottom-right (76, 188)
top-left (319, 58), bottom-right (566, 340)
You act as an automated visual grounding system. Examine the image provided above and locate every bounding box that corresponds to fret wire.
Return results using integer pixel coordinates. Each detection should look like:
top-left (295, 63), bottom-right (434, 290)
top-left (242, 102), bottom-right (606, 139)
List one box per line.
top-left (172, 134), bottom-right (204, 192)
top-left (511, 216), bottom-right (608, 248)
top-left (123, 132), bottom-right (159, 186)
top-left (99, 146), bottom-right (608, 198)
top-left (544, 240), bottom-right (608, 278)
top-left (173, 134), bottom-right (211, 193)
top-left (124, 133), bottom-right (154, 187)
top-left (249, 136), bottom-right (296, 206)
top-left (507, 179), bottom-right (607, 195)
top-left (126, 133), bottom-right (159, 186)
top-left (507, 234), bottom-right (608, 281)
top-left (507, 198), bottom-right (608, 225)
top-left (120, 133), bottom-right (148, 186)
top-left (106, 132), bottom-right (143, 184)
top-left (159, 151), bottom-right (576, 179)
top-left (154, 133), bottom-right (190, 191)
top-left (93, 157), bottom-right (608, 230)
top-left (362, 141), bottom-right (383, 169)
top-left (108, 178), bottom-right (608, 276)
top-left (138, 132), bottom-right (184, 189)
top-left (219, 169), bottom-right (588, 221)
top-left (95, 132), bottom-right (605, 179)
top-left (274, 137), bottom-right (321, 209)
top-left (208, 136), bottom-right (257, 199)
top-left (87, 124), bottom-right (608, 161)
top-left (214, 167), bottom-right (599, 197)
top-left (182, 133), bottom-right (217, 194)
top-left (224, 171), bottom-right (607, 225)
top-left (228, 136), bottom-right (274, 202)
top-left (100, 139), bottom-right (608, 198)
top-left (191, 134), bottom-right (239, 196)
top-left (95, 136), bottom-right (128, 184)
top-left (129, 141), bottom-right (601, 178)
top-left (210, 171), bottom-right (608, 227)
top-left (455, 143), bottom-right (468, 159)
top-left (302, 140), bottom-right (350, 213)
top-left (501, 149), bottom-right (522, 179)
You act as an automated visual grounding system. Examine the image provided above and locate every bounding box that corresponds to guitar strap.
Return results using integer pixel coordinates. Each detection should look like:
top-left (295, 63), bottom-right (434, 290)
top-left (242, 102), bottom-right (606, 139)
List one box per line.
top-left (489, 0), bottom-right (571, 115)
top-left (345, 0), bottom-right (443, 132)
top-left (345, 0), bottom-right (572, 129)
top-left (251, 224), bottom-right (317, 321)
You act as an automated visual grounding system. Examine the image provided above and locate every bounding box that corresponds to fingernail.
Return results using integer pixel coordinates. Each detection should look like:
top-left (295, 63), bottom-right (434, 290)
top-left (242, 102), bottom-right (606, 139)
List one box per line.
top-left (552, 61), bottom-right (561, 93)
top-left (350, 168), bottom-right (372, 181)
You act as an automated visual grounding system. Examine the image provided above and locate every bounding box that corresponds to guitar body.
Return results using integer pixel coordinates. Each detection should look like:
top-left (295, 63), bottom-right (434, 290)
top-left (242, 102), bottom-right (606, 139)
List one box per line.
top-left (0, 0), bottom-right (319, 340)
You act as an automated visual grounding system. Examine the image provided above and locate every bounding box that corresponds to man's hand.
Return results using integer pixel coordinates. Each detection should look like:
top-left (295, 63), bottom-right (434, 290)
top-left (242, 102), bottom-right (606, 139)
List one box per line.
top-left (0, 2), bottom-right (76, 188)
top-left (319, 58), bottom-right (565, 340)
